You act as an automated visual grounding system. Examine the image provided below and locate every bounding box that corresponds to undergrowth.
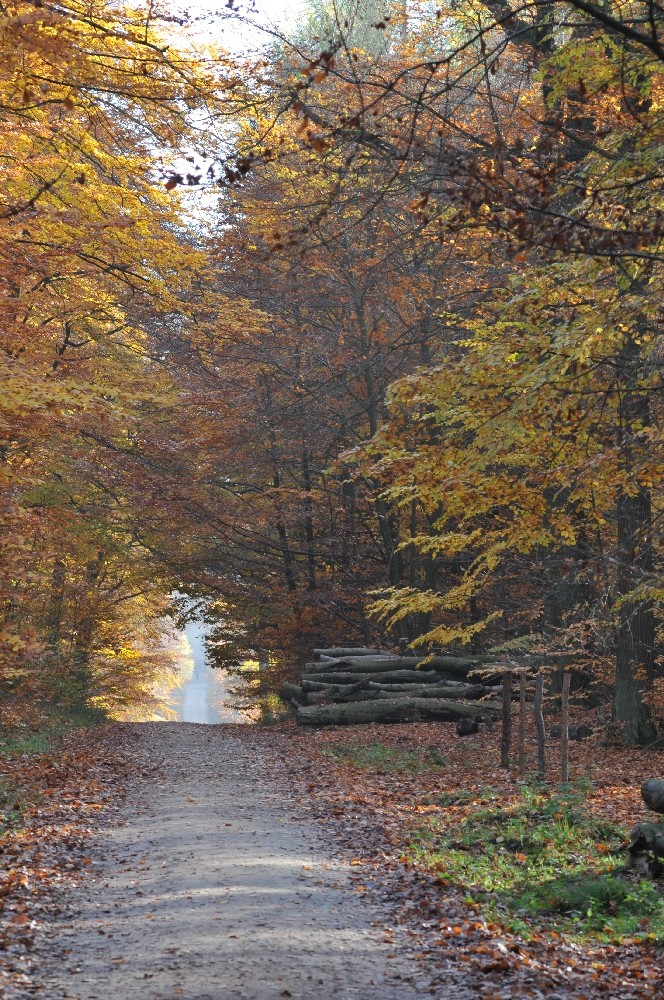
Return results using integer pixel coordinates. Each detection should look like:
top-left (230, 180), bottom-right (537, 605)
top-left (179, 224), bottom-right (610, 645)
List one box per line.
top-left (322, 740), bottom-right (448, 773)
top-left (257, 692), bottom-right (290, 725)
top-left (0, 701), bottom-right (106, 836)
top-left (409, 781), bottom-right (664, 944)
top-left (0, 703), bottom-right (106, 757)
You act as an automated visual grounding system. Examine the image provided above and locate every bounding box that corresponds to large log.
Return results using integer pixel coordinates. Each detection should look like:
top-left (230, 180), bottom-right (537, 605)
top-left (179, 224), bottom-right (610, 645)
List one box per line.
top-left (628, 822), bottom-right (664, 858)
top-left (303, 677), bottom-right (470, 692)
top-left (305, 656), bottom-right (480, 676)
top-left (296, 697), bottom-right (501, 727)
top-left (301, 660), bottom-right (346, 674)
top-left (314, 647), bottom-right (385, 659)
top-left (368, 669), bottom-right (456, 683)
top-left (303, 652), bottom-right (578, 690)
top-left (642, 779), bottom-right (664, 814)
top-left (306, 689), bottom-right (383, 706)
top-left (372, 684), bottom-right (490, 700)
top-left (301, 671), bottom-right (375, 685)
top-left (366, 680), bottom-right (466, 692)
top-left (330, 655), bottom-right (489, 675)
top-left (301, 669), bottom-right (447, 685)
top-left (279, 682), bottom-right (307, 705)
top-left (301, 678), bottom-right (348, 693)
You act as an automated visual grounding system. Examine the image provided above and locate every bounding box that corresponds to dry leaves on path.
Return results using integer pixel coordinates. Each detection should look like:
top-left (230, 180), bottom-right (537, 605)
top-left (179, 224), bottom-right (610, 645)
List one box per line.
top-left (0, 726), bottom-right (135, 996)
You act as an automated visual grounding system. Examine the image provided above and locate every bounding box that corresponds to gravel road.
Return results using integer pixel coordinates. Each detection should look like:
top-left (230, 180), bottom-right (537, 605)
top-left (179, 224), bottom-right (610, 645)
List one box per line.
top-left (35, 723), bottom-right (427, 1000)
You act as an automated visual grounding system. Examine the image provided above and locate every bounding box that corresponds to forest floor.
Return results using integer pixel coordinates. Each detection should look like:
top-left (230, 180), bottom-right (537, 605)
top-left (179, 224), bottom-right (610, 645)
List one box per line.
top-left (1, 718), bottom-right (663, 998)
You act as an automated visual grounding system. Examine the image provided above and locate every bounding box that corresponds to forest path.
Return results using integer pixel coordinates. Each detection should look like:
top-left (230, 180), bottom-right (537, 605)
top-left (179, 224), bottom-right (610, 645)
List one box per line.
top-left (35, 723), bottom-right (427, 1000)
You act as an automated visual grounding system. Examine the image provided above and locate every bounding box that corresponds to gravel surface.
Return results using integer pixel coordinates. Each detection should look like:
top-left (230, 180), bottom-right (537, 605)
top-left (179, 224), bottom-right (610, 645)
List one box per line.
top-left (34, 723), bottom-right (427, 1000)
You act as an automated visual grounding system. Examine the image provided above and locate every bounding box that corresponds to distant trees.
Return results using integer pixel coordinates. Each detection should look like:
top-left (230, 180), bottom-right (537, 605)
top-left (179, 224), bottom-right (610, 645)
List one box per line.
top-left (199, 0), bottom-right (662, 743)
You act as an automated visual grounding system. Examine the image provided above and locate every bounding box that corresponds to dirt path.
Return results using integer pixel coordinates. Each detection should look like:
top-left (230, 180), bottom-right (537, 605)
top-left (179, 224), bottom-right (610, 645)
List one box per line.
top-left (34, 724), bottom-right (430, 1000)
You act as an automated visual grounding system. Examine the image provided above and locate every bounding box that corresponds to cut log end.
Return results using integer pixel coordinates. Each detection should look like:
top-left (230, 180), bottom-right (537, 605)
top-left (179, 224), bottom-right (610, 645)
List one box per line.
top-left (641, 779), bottom-right (664, 815)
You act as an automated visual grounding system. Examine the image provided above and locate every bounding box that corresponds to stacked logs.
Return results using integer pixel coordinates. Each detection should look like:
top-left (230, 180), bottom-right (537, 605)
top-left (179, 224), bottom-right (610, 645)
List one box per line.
top-left (281, 647), bottom-right (504, 728)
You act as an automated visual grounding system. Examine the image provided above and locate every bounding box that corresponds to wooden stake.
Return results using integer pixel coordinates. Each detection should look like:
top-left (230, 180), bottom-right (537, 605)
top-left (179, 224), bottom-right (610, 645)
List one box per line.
top-left (534, 673), bottom-right (546, 780)
top-left (500, 670), bottom-right (513, 768)
top-left (518, 671), bottom-right (526, 775)
top-left (561, 670), bottom-right (571, 784)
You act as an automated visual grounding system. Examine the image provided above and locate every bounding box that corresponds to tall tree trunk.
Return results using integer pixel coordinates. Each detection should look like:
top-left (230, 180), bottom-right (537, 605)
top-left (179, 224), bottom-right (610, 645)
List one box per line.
top-left (613, 333), bottom-right (656, 745)
top-left (72, 551), bottom-right (104, 702)
top-left (301, 447), bottom-right (317, 591)
top-left (269, 430), bottom-right (297, 593)
top-left (353, 290), bottom-right (402, 586)
top-left (340, 477), bottom-right (358, 569)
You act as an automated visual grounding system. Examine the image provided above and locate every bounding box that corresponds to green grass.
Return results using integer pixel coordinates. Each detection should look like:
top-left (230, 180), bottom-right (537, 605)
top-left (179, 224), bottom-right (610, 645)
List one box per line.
top-left (0, 702), bottom-right (107, 836)
top-left (322, 740), bottom-right (448, 773)
top-left (0, 732), bottom-right (52, 756)
top-left (409, 782), bottom-right (664, 944)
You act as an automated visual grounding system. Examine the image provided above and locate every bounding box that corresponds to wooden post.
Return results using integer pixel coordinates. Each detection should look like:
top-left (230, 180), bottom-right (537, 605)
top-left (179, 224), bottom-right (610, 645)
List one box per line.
top-left (560, 670), bottom-right (571, 784)
top-left (534, 673), bottom-right (546, 779)
top-left (518, 671), bottom-right (527, 775)
top-left (500, 670), bottom-right (513, 768)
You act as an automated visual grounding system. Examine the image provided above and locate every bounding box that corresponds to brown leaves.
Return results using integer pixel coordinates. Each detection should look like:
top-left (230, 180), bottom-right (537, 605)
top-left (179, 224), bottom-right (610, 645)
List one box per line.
top-left (268, 719), bottom-right (660, 998)
top-left (0, 726), bottom-right (132, 993)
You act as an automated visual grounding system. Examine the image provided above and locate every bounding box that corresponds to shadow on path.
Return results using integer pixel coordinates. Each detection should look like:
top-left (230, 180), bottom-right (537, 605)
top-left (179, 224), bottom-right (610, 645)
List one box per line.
top-left (36, 723), bottom-right (428, 1000)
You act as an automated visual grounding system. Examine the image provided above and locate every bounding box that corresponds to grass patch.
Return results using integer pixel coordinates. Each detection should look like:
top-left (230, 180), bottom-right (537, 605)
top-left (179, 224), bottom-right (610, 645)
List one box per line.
top-left (1, 781), bottom-right (25, 834)
top-left (0, 701), bottom-right (107, 835)
top-left (409, 781), bottom-right (664, 944)
top-left (322, 741), bottom-right (448, 773)
top-left (0, 732), bottom-right (52, 756)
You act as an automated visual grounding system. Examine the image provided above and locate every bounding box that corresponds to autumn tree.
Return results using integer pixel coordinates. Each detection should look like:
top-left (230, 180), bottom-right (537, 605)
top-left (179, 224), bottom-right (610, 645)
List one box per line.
top-left (0, 1), bottom-right (257, 719)
top-left (207, 0), bottom-right (662, 740)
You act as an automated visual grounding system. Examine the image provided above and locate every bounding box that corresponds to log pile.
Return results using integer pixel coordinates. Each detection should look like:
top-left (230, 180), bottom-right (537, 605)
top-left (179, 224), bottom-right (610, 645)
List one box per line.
top-left (282, 646), bottom-right (505, 728)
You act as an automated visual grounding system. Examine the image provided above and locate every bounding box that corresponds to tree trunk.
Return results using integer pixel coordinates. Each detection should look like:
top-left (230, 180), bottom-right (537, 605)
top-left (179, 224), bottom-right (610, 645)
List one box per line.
top-left (269, 429), bottom-right (297, 593)
top-left (46, 558), bottom-right (66, 649)
top-left (500, 670), bottom-right (513, 768)
top-left (72, 551), bottom-right (104, 702)
top-left (280, 682), bottom-right (307, 705)
top-left (560, 671), bottom-right (570, 784)
top-left (313, 647), bottom-right (384, 658)
top-left (518, 672), bottom-right (526, 774)
top-left (613, 333), bottom-right (656, 745)
top-left (301, 446), bottom-right (317, 591)
top-left (301, 669), bottom-right (464, 685)
top-left (306, 654), bottom-right (492, 674)
top-left (534, 673), bottom-right (546, 779)
top-left (373, 684), bottom-right (492, 700)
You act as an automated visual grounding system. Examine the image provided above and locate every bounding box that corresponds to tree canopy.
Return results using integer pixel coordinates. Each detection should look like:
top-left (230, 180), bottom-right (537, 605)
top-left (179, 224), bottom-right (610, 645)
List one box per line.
top-left (1, 0), bottom-right (662, 742)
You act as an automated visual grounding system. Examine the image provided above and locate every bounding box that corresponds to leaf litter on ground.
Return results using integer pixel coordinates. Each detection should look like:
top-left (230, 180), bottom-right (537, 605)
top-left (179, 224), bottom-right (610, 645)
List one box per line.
top-left (271, 713), bottom-right (664, 998)
top-left (1, 716), bottom-right (663, 998)
top-left (0, 727), bottom-right (137, 996)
